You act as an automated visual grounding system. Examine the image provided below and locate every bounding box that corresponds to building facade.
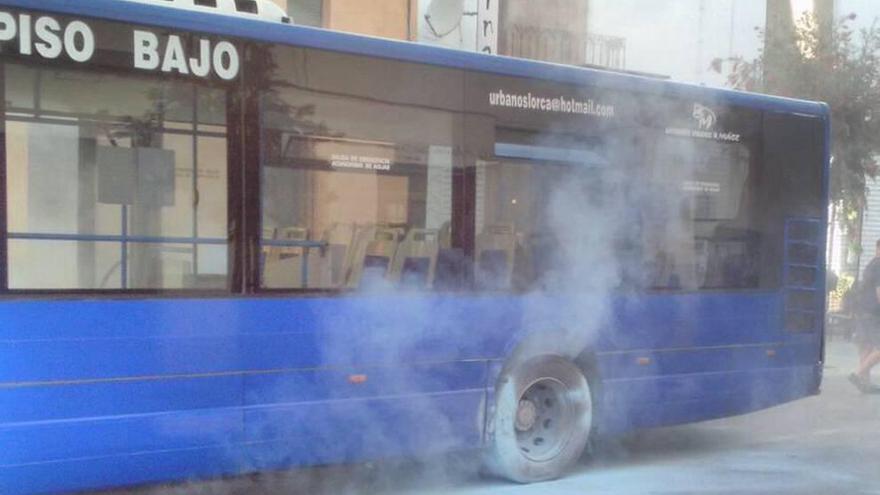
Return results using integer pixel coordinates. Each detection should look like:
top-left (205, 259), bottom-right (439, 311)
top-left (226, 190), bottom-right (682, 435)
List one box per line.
top-left (498, 0), bottom-right (590, 65)
top-left (270, 0), bottom-right (417, 39)
top-left (270, 0), bottom-right (610, 68)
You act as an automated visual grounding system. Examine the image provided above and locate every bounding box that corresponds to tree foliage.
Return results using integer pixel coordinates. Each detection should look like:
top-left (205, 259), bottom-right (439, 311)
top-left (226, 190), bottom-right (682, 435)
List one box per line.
top-left (714, 13), bottom-right (880, 240)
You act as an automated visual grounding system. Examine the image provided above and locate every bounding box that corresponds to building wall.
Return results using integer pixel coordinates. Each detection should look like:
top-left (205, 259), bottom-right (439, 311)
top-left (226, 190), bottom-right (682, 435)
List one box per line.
top-left (325, 0), bottom-right (415, 39)
top-left (502, 0), bottom-right (589, 32)
top-left (269, 0), bottom-right (416, 40)
top-left (499, 0), bottom-right (589, 64)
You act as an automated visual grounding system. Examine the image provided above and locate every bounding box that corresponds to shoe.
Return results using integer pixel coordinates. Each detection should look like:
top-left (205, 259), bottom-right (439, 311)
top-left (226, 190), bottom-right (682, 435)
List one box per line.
top-left (849, 373), bottom-right (871, 393)
top-left (867, 384), bottom-right (880, 395)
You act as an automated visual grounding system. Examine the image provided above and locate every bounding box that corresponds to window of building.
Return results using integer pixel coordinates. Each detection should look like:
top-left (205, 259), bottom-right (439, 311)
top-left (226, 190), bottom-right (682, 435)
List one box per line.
top-left (288, 0), bottom-right (323, 27)
top-left (4, 64), bottom-right (229, 290)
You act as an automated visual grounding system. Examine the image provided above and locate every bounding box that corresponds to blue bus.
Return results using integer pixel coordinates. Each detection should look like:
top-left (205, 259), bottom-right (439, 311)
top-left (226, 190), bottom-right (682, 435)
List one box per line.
top-left (0, 1), bottom-right (829, 493)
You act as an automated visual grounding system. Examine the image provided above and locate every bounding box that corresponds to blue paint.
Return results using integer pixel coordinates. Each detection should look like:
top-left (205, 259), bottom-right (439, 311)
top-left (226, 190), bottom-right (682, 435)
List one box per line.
top-left (0, 292), bottom-right (824, 494)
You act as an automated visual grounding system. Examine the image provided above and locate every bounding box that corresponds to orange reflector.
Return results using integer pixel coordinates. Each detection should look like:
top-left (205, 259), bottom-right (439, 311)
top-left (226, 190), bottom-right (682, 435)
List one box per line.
top-left (637, 357), bottom-right (651, 366)
top-left (767, 349), bottom-right (777, 357)
top-left (348, 374), bottom-right (368, 384)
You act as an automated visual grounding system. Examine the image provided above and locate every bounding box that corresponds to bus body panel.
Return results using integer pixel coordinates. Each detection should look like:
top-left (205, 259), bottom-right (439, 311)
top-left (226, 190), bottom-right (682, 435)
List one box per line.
top-left (0, 292), bottom-right (822, 493)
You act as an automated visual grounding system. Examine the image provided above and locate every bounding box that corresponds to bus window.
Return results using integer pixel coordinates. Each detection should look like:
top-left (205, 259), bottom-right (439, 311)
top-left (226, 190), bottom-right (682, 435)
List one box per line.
top-left (4, 64), bottom-right (229, 290)
top-left (645, 136), bottom-right (757, 290)
top-left (259, 47), bottom-right (463, 291)
top-left (475, 140), bottom-right (613, 291)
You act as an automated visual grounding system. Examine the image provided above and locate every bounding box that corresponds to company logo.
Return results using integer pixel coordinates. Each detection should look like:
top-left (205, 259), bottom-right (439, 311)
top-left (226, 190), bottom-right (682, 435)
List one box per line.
top-left (693, 103), bottom-right (717, 130)
top-left (666, 103), bottom-right (741, 143)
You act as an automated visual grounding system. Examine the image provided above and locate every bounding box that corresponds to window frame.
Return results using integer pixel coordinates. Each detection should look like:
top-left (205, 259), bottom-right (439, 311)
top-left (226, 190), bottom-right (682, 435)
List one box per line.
top-left (248, 43), bottom-right (471, 295)
top-left (0, 53), bottom-right (244, 297)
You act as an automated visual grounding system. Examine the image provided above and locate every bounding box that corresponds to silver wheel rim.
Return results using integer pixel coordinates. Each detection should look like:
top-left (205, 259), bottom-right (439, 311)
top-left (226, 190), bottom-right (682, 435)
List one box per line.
top-left (514, 377), bottom-right (576, 462)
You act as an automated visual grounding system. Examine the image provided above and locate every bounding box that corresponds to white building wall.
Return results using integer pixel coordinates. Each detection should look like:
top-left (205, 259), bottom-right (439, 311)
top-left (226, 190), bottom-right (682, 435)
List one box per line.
top-left (859, 181), bottom-right (880, 276)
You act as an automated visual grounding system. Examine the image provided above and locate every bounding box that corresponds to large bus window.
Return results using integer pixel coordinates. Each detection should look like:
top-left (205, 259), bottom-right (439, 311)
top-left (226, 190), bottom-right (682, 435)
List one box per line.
top-left (259, 47), bottom-right (463, 291)
top-left (475, 141), bottom-right (614, 291)
top-left (4, 64), bottom-right (229, 290)
top-left (644, 136), bottom-right (757, 290)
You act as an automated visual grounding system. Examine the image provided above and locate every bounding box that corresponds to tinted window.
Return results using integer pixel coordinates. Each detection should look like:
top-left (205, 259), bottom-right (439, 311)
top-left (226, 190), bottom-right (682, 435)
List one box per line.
top-left (259, 47), bottom-right (465, 290)
top-left (643, 135), bottom-right (759, 290)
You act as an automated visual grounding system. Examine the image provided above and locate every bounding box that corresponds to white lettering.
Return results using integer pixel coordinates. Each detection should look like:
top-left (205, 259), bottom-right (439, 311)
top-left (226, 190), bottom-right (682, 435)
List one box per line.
top-left (0, 12), bottom-right (238, 80)
top-left (189, 38), bottom-right (211, 77)
top-left (34, 16), bottom-right (62, 59)
top-left (0, 12), bottom-right (15, 42)
top-left (161, 35), bottom-right (189, 74)
top-left (213, 41), bottom-right (239, 81)
top-left (133, 30), bottom-right (160, 70)
top-left (18, 14), bottom-right (31, 55)
top-left (64, 21), bottom-right (94, 62)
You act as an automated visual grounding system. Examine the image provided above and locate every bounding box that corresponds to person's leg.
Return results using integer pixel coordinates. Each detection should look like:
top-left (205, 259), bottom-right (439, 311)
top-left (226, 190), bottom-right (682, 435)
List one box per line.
top-left (857, 348), bottom-right (880, 379)
top-left (855, 318), bottom-right (872, 368)
top-left (860, 344), bottom-right (872, 363)
top-left (849, 319), bottom-right (879, 392)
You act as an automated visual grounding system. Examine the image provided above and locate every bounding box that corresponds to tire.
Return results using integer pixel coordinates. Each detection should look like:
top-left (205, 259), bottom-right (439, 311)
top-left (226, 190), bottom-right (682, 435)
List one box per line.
top-left (484, 355), bottom-right (593, 483)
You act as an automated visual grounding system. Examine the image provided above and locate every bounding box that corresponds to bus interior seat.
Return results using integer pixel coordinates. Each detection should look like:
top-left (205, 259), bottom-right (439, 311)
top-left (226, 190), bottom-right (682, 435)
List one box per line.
top-left (314, 222), bottom-right (356, 288)
top-left (516, 231), bottom-right (558, 288)
top-left (438, 221), bottom-right (452, 250)
top-left (345, 226), bottom-right (403, 288)
top-left (343, 224), bottom-right (377, 288)
top-left (263, 226), bottom-right (309, 288)
top-left (476, 223), bottom-right (517, 290)
top-left (434, 247), bottom-right (469, 291)
top-left (389, 228), bottom-right (440, 289)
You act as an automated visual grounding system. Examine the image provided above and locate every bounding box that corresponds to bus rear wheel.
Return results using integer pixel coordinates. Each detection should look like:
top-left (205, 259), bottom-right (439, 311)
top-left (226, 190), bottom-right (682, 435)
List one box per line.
top-left (484, 355), bottom-right (593, 483)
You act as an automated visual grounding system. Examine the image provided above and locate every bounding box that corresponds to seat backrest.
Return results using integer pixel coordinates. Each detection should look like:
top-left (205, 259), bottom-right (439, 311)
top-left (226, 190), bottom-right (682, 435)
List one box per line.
top-left (344, 227), bottom-right (404, 288)
top-left (389, 228), bottom-right (440, 288)
top-left (319, 223), bottom-right (356, 287)
top-left (366, 228), bottom-right (404, 259)
top-left (344, 224), bottom-right (377, 288)
top-left (475, 223), bottom-right (518, 289)
top-left (438, 221), bottom-right (452, 250)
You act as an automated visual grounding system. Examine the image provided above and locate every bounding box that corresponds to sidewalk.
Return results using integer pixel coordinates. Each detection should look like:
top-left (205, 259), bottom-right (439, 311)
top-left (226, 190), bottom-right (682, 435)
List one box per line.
top-left (824, 337), bottom-right (861, 379)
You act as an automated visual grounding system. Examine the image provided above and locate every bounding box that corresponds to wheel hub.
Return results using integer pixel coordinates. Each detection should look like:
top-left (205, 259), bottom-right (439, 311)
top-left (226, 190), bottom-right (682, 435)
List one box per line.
top-left (515, 378), bottom-right (579, 462)
top-left (515, 399), bottom-right (539, 432)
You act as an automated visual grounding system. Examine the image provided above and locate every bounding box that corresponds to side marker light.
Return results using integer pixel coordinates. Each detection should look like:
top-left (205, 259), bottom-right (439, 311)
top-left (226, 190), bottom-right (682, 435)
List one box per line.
top-left (348, 374), bottom-right (368, 384)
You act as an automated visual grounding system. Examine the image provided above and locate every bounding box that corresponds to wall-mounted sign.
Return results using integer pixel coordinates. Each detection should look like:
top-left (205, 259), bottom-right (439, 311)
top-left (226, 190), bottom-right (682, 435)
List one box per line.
top-left (0, 10), bottom-right (241, 81)
top-left (330, 154), bottom-right (392, 171)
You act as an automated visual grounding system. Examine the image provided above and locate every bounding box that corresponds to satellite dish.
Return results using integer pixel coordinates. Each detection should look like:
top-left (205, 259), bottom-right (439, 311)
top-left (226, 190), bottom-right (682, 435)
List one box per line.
top-left (424, 0), bottom-right (465, 38)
